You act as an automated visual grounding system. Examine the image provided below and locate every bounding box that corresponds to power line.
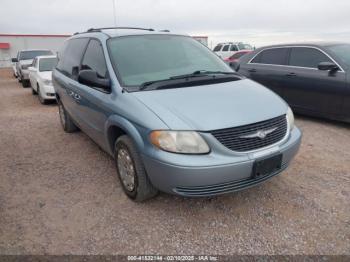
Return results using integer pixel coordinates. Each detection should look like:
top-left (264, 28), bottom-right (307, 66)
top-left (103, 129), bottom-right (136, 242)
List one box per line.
top-left (112, 0), bottom-right (117, 26)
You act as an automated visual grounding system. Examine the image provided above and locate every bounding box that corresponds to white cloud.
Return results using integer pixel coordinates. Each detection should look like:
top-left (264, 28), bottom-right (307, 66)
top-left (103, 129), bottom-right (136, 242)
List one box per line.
top-left (1, 0), bottom-right (350, 47)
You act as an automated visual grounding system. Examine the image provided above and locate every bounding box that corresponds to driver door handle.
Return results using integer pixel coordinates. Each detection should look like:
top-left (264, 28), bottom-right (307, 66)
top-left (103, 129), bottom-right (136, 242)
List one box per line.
top-left (286, 72), bottom-right (297, 77)
top-left (248, 68), bottom-right (257, 73)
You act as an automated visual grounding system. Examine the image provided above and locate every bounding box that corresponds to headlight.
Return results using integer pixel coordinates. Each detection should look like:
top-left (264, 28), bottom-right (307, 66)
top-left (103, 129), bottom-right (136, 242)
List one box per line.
top-left (150, 131), bottom-right (210, 154)
top-left (287, 107), bottom-right (294, 131)
top-left (21, 64), bottom-right (30, 69)
top-left (43, 79), bottom-right (52, 85)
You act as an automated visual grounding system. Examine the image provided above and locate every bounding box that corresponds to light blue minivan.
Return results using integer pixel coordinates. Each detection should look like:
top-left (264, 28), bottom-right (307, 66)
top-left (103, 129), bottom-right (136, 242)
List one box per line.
top-left (53, 27), bottom-right (302, 201)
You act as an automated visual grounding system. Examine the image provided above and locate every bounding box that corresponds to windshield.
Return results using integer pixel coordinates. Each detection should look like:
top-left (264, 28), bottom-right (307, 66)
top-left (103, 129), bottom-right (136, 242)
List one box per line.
top-left (327, 44), bottom-right (350, 67)
top-left (107, 35), bottom-right (231, 87)
top-left (39, 57), bottom-right (57, 72)
top-left (19, 50), bottom-right (53, 60)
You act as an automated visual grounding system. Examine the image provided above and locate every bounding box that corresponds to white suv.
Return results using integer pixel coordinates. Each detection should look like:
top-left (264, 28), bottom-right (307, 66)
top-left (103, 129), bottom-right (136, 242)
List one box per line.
top-left (213, 42), bottom-right (253, 59)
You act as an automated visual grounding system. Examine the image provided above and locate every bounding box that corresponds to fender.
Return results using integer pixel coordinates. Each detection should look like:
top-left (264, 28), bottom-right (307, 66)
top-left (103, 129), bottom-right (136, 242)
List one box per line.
top-left (104, 114), bottom-right (145, 156)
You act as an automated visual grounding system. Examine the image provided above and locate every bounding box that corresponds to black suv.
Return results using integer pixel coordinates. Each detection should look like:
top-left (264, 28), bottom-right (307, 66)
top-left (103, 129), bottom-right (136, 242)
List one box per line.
top-left (237, 43), bottom-right (350, 123)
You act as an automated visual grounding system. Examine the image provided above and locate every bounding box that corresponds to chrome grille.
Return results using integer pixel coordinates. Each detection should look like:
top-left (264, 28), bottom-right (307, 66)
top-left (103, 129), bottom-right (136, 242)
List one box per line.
top-left (211, 115), bottom-right (287, 152)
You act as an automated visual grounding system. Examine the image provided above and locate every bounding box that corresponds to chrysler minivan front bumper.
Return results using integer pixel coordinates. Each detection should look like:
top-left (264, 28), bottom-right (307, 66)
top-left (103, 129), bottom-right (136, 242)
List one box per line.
top-left (142, 127), bottom-right (302, 197)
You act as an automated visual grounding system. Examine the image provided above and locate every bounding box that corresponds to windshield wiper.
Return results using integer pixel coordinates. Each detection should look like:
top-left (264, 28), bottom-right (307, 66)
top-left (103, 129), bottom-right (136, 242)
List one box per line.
top-left (139, 71), bottom-right (240, 91)
top-left (169, 70), bottom-right (236, 80)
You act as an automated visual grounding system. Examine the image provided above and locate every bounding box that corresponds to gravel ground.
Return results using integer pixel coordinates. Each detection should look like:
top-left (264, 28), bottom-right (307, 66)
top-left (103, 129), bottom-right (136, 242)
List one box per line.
top-left (0, 68), bottom-right (349, 255)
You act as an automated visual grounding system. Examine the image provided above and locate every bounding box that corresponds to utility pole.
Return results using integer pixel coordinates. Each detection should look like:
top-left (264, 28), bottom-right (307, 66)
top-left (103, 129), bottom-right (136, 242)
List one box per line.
top-left (112, 0), bottom-right (117, 26)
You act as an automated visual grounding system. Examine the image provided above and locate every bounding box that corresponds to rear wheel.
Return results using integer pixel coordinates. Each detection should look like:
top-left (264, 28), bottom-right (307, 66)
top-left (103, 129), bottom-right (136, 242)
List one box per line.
top-left (58, 100), bottom-right (79, 133)
top-left (115, 135), bottom-right (158, 202)
top-left (22, 79), bottom-right (30, 88)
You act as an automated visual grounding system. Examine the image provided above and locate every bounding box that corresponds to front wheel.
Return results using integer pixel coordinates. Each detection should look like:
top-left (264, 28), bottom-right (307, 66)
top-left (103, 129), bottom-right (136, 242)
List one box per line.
top-left (58, 100), bottom-right (79, 133)
top-left (115, 135), bottom-right (158, 202)
top-left (37, 85), bottom-right (47, 104)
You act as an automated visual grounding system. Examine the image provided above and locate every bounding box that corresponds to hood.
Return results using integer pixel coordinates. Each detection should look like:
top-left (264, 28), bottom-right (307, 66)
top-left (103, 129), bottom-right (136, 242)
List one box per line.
top-left (132, 79), bottom-right (288, 131)
top-left (19, 59), bottom-right (33, 66)
top-left (38, 71), bottom-right (52, 80)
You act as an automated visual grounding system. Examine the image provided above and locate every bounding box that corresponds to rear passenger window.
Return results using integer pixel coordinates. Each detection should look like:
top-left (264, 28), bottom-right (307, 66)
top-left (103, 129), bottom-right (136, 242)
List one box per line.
top-left (81, 39), bottom-right (107, 78)
top-left (56, 38), bottom-right (89, 79)
top-left (213, 45), bottom-right (222, 52)
top-left (230, 45), bottom-right (238, 51)
top-left (251, 48), bottom-right (289, 65)
top-left (222, 45), bottom-right (230, 52)
top-left (289, 47), bottom-right (332, 68)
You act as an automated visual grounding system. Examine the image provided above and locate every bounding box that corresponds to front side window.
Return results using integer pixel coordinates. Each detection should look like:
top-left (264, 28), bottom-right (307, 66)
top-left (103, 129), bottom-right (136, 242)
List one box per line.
top-left (81, 39), bottom-right (107, 78)
top-left (108, 35), bottom-right (230, 88)
top-left (213, 44), bottom-right (222, 52)
top-left (289, 47), bottom-right (331, 68)
top-left (251, 48), bottom-right (289, 65)
top-left (19, 50), bottom-right (53, 60)
top-left (39, 57), bottom-right (58, 72)
top-left (56, 38), bottom-right (89, 79)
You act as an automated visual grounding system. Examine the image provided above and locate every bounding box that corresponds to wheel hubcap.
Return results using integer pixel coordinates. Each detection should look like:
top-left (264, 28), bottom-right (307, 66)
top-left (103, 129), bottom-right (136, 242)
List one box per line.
top-left (117, 148), bottom-right (135, 192)
top-left (58, 103), bottom-right (66, 127)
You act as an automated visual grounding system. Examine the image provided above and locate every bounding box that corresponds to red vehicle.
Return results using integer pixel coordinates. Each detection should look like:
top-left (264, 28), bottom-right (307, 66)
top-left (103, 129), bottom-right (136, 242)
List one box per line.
top-left (224, 50), bottom-right (252, 63)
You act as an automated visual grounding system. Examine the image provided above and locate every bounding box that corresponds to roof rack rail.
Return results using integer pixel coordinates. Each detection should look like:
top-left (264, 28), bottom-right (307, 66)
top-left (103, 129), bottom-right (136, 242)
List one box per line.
top-left (86, 27), bottom-right (155, 33)
top-left (159, 29), bottom-right (170, 32)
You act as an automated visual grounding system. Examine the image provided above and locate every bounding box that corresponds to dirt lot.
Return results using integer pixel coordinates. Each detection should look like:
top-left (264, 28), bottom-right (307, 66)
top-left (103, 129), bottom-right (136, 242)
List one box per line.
top-left (0, 68), bottom-right (349, 255)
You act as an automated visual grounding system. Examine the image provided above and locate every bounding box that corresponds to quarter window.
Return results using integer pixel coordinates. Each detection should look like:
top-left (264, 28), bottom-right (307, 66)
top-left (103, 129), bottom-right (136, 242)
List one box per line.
top-left (289, 47), bottom-right (332, 68)
top-left (81, 39), bottom-right (108, 78)
top-left (222, 45), bottom-right (230, 52)
top-left (251, 48), bottom-right (289, 65)
top-left (213, 44), bottom-right (222, 52)
top-left (56, 38), bottom-right (89, 79)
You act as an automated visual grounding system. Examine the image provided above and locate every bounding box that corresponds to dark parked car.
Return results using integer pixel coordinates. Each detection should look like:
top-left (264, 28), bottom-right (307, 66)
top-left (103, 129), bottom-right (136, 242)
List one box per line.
top-left (237, 43), bottom-right (350, 123)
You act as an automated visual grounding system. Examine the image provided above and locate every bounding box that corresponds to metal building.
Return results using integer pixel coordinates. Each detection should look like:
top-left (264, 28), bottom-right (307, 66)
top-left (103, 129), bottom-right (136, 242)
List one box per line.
top-left (0, 34), bottom-right (70, 68)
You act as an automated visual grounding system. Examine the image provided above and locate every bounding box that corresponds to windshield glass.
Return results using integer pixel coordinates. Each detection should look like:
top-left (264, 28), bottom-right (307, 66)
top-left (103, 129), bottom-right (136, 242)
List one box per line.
top-left (19, 50), bottom-right (53, 60)
top-left (107, 35), bottom-right (231, 87)
top-left (328, 44), bottom-right (350, 67)
top-left (39, 57), bottom-right (57, 72)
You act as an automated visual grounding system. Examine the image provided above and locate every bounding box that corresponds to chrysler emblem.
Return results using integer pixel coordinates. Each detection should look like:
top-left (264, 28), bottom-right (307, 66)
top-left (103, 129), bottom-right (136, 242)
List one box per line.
top-left (240, 127), bottom-right (278, 139)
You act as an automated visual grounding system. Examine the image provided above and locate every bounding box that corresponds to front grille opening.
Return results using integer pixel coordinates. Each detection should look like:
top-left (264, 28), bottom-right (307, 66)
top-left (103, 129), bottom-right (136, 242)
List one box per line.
top-left (211, 115), bottom-right (287, 152)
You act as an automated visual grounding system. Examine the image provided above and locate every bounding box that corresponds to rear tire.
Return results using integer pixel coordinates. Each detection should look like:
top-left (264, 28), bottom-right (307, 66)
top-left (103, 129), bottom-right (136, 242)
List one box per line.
top-left (22, 79), bottom-right (30, 88)
top-left (115, 135), bottom-right (158, 202)
top-left (58, 100), bottom-right (79, 133)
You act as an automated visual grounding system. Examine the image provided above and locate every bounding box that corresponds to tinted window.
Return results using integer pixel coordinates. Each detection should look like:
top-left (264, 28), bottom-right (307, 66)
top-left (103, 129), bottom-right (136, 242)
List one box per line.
top-left (39, 57), bottom-right (58, 72)
top-left (19, 50), bottom-right (53, 60)
top-left (231, 52), bottom-right (248, 59)
top-left (81, 40), bottom-right (107, 78)
top-left (213, 44), bottom-right (222, 52)
top-left (56, 38), bottom-right (89, 79)
top-left (222, 45), bottom-right (230, 51)
top-left (251, 48), bottom-right (288, 65)
top-left (230, 45), bottom-right (238, 51)
top-left (289, 47), bottom-right (332, 68)
top-left (108, 35), bottom-right (230, 87)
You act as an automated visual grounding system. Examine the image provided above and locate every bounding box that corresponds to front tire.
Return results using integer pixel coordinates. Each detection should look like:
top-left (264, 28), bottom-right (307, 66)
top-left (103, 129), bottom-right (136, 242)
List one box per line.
top-left (58, 100), bottom-right (79, 133)
top-left (37, 85), bottom-right (47, 104)
top-left (115, 135), bottom-right (158, 202)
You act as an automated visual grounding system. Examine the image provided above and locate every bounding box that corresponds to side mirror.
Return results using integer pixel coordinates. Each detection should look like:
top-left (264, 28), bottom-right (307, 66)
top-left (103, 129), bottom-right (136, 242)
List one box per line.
top-left (229, 61), bottom-right (240, 71)
top-left (78, 69), bottom-right (111, 91)
top-left (12, 58), bottom-right (18, 63)
top-left (318, 62), bottom-right (339, 71)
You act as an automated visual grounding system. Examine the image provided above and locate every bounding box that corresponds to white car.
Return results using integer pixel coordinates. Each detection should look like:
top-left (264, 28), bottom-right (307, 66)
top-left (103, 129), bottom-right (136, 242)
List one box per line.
top-left (28, 55), bottom-right (57, 104)
top-left (213, 42), bottom-right (253, 59)
top-left (12, 49), bottom-right (53, 87)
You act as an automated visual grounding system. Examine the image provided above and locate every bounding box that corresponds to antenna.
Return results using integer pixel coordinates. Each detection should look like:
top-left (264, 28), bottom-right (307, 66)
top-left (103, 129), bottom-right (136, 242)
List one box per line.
top-left (112, 0), bottom-right (117, 26)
